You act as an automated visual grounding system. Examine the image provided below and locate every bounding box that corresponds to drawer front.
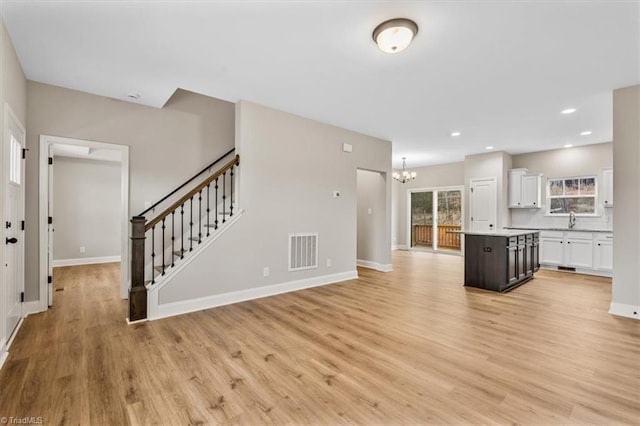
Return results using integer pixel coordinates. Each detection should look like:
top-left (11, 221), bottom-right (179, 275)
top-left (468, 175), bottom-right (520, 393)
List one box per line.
top-left (517, 235), bottom-right (526, 244)
top-left (567, 231), bottom-right (593, 240)
top-left (508, 236), bottom-right (517, 246)
top-left (596, 233), bottom-right (613, 241)
top-left (540, 230), bottom-right (564, 238)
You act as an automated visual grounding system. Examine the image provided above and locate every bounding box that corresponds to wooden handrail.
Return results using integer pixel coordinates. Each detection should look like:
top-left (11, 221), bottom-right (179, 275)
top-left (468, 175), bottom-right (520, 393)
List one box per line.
top-left (145, 155), bottom-right (239, 231)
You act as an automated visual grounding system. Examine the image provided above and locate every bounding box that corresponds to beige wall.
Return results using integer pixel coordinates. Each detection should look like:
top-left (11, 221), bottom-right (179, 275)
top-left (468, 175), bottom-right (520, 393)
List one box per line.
top-left (392, 162), bottom-right (465, 247)
top-left (158, 100), bottom-right (392, 304)
top-left (612, 85), bottom-right (640, 318)
top-left (511, 142), bottom-right (613, 229)
top-left (52, 157), bottom-right (121, 261)
top-left (25, 83), bottom-right (235, 300)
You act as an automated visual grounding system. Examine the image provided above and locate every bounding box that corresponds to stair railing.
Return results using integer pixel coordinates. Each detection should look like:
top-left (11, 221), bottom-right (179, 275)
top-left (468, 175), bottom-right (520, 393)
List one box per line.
top-left (129, 153), bottom-right (240, 321)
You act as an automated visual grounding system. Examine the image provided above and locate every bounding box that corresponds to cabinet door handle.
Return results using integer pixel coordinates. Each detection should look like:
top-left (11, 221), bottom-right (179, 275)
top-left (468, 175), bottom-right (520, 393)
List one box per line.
top-left (567, 241), bottom-right (571, 244)
top-left (598, 243), bottom-right (601, 246)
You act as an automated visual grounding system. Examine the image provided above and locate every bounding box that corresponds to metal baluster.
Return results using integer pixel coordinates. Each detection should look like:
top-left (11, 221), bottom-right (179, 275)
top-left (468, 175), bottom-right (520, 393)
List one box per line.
top-left (206, 184), bottom-right (211, 237)
top-left (151, 226), bottom-right (155, 284)
top-left (215, 178), bottom-right (219, 230)
top-left (222, 171), bottom-right (226, 224)
top-left (190, 196), bottom-right (194, 251)
top-left (198, 190), bottom-right (202, 243)
top-left (180, 204), bottom-right (184, 259)
top-left (230, 166), bottom-right (234, 217)
top-left (171, 211), bottom-right (175, 267)
top-left (161, 218), bottom-right (166, 275)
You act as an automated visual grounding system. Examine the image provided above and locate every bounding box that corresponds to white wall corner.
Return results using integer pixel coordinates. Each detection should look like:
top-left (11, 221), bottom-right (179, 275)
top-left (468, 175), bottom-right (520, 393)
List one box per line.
top-left (609, 302), bottom-right (640, 320)
top-left (24, 300), bottom-right (45, 317)
top-left (148, 270), bottom-right (357, 321)
top-left (357, 259), bottom-right (393, 272)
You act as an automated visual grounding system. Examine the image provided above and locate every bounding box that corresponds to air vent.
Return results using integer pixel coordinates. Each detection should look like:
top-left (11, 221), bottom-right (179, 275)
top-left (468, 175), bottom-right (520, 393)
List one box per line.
top-left (289, 233), bottom-right (318, 271)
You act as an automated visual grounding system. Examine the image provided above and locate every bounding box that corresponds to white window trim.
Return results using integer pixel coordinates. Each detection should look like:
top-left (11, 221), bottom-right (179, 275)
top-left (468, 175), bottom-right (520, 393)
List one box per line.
top-left (546, 175), bottom-right (598, 216)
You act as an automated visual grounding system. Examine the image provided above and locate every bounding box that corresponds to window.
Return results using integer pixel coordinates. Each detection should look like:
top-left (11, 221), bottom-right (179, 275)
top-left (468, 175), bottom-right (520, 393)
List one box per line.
top-left (9, 135), bottom-right (21, 184)
top-left (547, 176), bottom-right (596, 215)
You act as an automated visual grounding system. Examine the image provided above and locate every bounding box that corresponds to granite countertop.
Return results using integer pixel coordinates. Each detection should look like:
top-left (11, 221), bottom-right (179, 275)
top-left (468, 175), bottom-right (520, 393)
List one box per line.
top-left (451, 229), bottom-right (539, 237)
top-left (506, 227), bottom-right (613, 233)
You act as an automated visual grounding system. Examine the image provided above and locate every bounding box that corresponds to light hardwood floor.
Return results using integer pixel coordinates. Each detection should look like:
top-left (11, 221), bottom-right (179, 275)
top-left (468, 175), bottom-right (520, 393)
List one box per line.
top-left (1, 251), bottom-right (638, 425)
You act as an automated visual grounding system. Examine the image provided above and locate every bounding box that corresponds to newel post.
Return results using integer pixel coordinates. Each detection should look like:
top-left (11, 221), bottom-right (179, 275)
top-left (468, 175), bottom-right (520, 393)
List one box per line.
top-left (129, 216), bottom-right (148, 321)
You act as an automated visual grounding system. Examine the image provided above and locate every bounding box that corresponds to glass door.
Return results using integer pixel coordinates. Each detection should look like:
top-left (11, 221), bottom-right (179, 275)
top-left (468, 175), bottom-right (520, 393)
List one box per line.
top-left (410, 188), bottom-right (462, 252)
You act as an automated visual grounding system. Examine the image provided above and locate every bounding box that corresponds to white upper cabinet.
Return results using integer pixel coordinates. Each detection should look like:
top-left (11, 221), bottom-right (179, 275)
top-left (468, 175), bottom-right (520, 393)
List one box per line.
top-left (508, 169), bottom-right (541, 208)
top-left (601, 168), bottom-right (613, 208)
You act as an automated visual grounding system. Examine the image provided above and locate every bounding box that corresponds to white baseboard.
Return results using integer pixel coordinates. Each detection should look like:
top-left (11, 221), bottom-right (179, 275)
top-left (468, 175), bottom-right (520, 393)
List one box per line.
top-left (53, 255), bottom-right (121, 267)
top-left (356, 259), bottom-right (393, 272)
top-left (0, 345), bottom-right (8, 371)
top-left (24, 300), bottom-right (45, 316)
top-left (148, 270), bottom-right (358, 321)
top-left (609, 302), bottom-right (639, 320)
top-left (392, 244), bottom-right (408, 250)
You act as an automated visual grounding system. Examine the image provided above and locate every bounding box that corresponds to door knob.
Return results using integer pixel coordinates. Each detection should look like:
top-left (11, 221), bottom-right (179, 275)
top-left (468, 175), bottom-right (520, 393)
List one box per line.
top-left (5, 237), bottom-right (17, 244)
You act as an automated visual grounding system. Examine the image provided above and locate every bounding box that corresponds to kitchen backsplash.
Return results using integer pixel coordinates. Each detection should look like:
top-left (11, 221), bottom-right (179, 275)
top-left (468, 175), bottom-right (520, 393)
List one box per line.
top-left (510, 205), bottom-right (613, 230)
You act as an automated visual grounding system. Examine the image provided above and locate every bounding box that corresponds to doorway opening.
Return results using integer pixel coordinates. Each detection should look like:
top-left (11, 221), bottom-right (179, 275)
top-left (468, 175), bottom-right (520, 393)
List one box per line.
top-left (357, 169), bottom-right (391, 272)
top-left (408, 186), bottom-right (463, 253)
top-left (39, 135), bottom-right (130, 310)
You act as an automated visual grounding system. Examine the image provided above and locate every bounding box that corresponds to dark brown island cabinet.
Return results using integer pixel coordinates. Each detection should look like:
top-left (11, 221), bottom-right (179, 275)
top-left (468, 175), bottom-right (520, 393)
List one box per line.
top-left (463, 231), bottom-right (540, 292)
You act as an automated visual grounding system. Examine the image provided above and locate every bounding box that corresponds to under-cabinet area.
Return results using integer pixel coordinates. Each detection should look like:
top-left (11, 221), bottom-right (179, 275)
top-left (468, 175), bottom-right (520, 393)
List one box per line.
top-left (539, 230), bottom-right (612, 275)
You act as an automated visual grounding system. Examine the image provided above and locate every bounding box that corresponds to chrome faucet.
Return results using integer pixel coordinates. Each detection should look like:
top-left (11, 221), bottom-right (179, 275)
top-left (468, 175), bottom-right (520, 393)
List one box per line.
top-left (568, 211), bottom-right (576, 229)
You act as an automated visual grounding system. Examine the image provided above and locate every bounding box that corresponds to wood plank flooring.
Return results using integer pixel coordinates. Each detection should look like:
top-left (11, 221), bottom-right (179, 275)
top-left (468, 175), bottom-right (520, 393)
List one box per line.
top-left (1, 251), bottom-right (638, 425)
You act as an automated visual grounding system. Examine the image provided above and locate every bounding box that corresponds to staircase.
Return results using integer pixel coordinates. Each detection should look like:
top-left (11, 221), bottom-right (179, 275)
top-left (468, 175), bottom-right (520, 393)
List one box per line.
top-left (129, 150), bottom-right (240, 321)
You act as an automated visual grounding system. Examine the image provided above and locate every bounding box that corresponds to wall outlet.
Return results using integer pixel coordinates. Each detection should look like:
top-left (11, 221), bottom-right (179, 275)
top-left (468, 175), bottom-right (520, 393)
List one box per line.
top-left (263, 267), bottom-right (270, 277)
top-left (333, 191), bottom-right (340, 198)
top-left (79, 246), bottom-right (85, 253)
top-left (326, 258), bottom-right (332, 267)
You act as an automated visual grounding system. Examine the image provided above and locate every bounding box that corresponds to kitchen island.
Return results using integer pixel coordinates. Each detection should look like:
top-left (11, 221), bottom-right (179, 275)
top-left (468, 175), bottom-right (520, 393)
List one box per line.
top-left (458, 230), bottom-right (540, 292)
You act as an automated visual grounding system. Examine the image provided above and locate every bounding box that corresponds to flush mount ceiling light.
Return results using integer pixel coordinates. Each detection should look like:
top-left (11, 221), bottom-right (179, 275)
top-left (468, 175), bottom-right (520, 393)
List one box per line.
top-left (561, 108), bottom-right (577, 114)
top-left (372, 18), bottom-right (418, 53)
top-left (393, 157), bottom-right (417, 183)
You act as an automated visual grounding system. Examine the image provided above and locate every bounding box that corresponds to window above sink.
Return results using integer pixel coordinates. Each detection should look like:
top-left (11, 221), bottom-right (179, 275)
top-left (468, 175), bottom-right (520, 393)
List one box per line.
top-left (547, 176), bottom-right (597, 215)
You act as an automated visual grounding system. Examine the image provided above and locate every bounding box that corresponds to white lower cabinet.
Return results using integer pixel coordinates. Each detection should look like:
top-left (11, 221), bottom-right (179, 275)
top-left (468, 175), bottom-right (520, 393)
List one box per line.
top-left (594, 234), bottom-right (613, 272)
top-left (540, 231), bottom-right (611, 275)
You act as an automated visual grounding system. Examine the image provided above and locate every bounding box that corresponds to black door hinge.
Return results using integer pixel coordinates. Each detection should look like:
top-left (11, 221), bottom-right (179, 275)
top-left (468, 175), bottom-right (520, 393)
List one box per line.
top-left (48, 216), bottom-right (53, 225)
top-left (22, 148), bottom-right (28, 159)
top-left (48, 276), bottom-right (53, 284)
top-left (21, 220), bottom-right (24, 231)
top-left (48, 157), bottom-right (53, 165)
top-left (20, 292), bottom-right (25, 303)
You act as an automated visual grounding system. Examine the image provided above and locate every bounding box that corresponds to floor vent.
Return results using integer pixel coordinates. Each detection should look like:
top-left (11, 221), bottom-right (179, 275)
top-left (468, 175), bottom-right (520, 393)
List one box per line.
top-left (289, 233), bottom-right (318, 271)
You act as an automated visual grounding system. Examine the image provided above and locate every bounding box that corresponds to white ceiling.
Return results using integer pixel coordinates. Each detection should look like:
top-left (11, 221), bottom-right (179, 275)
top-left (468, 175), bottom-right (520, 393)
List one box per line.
top-left (2, 1), bottom-right (639, 168)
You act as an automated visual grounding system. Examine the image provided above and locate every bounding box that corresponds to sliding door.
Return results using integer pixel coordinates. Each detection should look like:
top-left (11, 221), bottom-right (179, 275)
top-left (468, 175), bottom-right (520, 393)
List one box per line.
top-left (409, 188), bottom-right (462, 252)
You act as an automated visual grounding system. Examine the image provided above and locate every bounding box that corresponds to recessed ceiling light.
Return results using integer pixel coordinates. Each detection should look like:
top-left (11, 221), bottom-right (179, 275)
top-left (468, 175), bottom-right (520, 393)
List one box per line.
top-left (450, 132), bottom-right (461, 137)
top-left (564, 144), bottom-right (573, 148)
top-left (372, 18), bottom-right (418, 53)
top-left (561, 108), bottom-right (577, 114)
top-left (127, 93), bottom-right (140, 100)
top-left (485, 146), bottom-right (494, 150)
top-left (580, 130), bottom-right (592, 136)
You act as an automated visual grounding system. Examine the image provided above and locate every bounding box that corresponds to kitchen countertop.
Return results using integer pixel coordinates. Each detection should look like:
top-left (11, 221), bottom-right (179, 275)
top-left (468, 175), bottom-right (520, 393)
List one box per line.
top-left (452, 229), bottom-right (539, 237)
top-left (506, 227), bottom-right (613, 233)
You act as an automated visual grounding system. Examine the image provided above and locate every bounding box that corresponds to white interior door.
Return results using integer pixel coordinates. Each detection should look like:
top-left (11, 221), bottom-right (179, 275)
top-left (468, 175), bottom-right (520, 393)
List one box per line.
top-left (47, 144), bottom-right (54, 306)
top-left (470, 178), bottom-right (497, 232)
top-left (4, 106), bottom-right (26, 340)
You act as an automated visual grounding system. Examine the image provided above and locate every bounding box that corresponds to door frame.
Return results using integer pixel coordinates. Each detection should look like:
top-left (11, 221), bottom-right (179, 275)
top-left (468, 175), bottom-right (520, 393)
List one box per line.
top-left (406, 185), bottom-right (464, 254)
top-left (469, 177), bottom-right (497, 233)
top-left (39, 135), bottom-right (130, 311)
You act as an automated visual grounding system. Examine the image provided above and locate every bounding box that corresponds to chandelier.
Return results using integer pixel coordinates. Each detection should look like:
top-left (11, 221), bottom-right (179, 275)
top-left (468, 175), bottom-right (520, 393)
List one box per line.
top-left (393, 157), bottom-right (417, 183)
